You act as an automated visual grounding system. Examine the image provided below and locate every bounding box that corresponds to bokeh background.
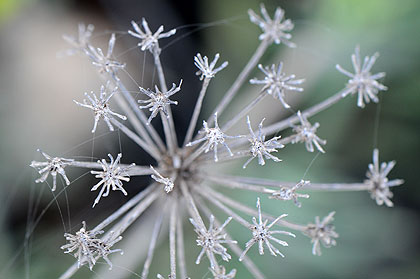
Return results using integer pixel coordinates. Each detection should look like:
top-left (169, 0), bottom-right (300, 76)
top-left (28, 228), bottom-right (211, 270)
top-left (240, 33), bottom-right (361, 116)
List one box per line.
top-left (0, 0), bottom-right (419, 278)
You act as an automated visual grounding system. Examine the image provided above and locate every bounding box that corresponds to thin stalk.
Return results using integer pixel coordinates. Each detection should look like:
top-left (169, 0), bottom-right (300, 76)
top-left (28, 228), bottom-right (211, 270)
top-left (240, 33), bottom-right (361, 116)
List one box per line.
top-left (69, 161), bottom-right (153, 176)
top-left (222, 91), bottom-right (266, 131)
top-left (183, 78), bottom-right (211, 146)
top-left (176, 212), bottom-right (187, 279)
top-left (197, 150), bottom-right (250, 165)
top-left (199, 173), bottom-right (268, 193)
top-left (161, 111), bottom-right (176, 155)
top-left (180, 181), bottom-right (205, 228)
top-left (111, 118), bottom-right (161, 160)
top-left (169, 198), bottom-right (177, 279)
top-left (206, 39), bottom-right (270, 126)
top-left (182, 144), bottom-right (207, 168)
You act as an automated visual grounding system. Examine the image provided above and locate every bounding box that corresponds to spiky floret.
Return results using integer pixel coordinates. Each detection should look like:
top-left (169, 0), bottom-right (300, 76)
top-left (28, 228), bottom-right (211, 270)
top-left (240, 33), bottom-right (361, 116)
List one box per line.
top-left (128, 18), bottom-right (176, 55)
top-left (74, 82), bottom-right (127, 133)
top-left (62, 23), bottom-right (94, 55)
top-left (194, 53), bottom-right (229, 80)
top-left (190, 215), bottom-right (237, 268)
top-left (364, 149), bottom-right (404, 207)
top-left (292, 111), bottom-right (327, 153)
top-left (250, 63), bottom-right (304, 108)
top-left (60, 221), bottom-right (123, 270)
top-left (138, 80), bottom-right (182, 124)
top-left (266, 180), bottom-right (310, 207)
top-left (239, 198), bottom-right (295, 261)
top-left (150, 166), bottom-right (175, 193)
top-left (209, 265), bottom-right (237, 279)
top-left (304, 212), bottom-right (338, 256)
top-left (248, 3), bottom-right (295, 47)
top-left (336, 46), bottom-right (387, 108)
top-left (243, 116), bottom-right (284, 168)
top-left (90, 153), bottom-right (135, 207)
top-left (30, 149), bottom-right (73, 191)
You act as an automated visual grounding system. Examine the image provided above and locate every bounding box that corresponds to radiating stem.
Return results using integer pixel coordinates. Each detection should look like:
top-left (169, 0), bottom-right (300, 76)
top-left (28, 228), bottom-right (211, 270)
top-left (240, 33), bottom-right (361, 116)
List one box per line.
top-left (180, 181), bottom-right (205, 228)
top-left (176, 211), bottom-right (187, 279)
top-left (207, 39), bottom-right (270, 126)
top-left (222, 91), bottom-right (266, 131)
top-left (199, 173), bottom-right (268, 193)
top-left (182, 144), bottom-right (207, 168)
top-left (68, 160), bottom-right (152, 176)
top-left (161, 111), bottom-right (176, 155)
top-left (169, 198), bottom-right (177, 279)
top-left (183, 78), bottom-right (211, 147)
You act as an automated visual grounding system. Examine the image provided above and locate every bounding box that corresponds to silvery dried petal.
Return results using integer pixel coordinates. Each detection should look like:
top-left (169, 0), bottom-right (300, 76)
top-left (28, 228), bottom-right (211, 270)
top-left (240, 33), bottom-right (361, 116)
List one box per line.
top-left (128, 18), bottom-right (176, 55)
top-left (250, 63), bottom-right (304, 108)
top-left (74, 81), bottom-right (127, 133)
top-left (364, 149), bottom-right (404, 207)
top-left (194, 53), bottom-right (228, 80)
top-left (292, 111), bottom-right (327, 153)
top-left (248, 4), bottom-right (295, 47)
top-left (267, 180), bottom-right (310, 207)
top-left (336, 46), bottom-right (387, 108)
top-left (304, 212), bottom-right (338, 256)
top-left (30, 150), bottom-right (74, 191)
top-left (239, 198), bottom-right (295, 261)
top-left (243, 116), bottom-right (284, 168)
top-left (138, 80), bottom-right (182, 124)
top-left (190, 215), bottom-right (236, 268)
top-left (90, 153), bottom-right (135, 207)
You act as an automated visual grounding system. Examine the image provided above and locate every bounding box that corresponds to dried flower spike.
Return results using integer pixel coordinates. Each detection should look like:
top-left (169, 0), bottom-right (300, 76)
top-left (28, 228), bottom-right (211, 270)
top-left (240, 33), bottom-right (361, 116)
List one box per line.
top-left (266, 180), bottom-right (310, 207)
top-left (138, 80), bottom-right (182, 124)
top-left (250, 63), bottom-right (304, 108)
top-left (74, 82), bottom-right (127, 133)
top-left (190, 215), bottom-right (237, 268)
top-left (243, 116), bottom-right (284, 168)
top-left (365, 149), bottom-right (404, 207)
top-left (292, 111), bottom-right (327, 153)
top-left (150, 166), bottom-right (174, 193)
top-left (194, 53), bottom-right (228, 80)
top-left (128, 18), bottom-right (176, 55)
top-left (304, 212), bottom-right (338, 256)
top-left (90, 153), bottom-right (135, 207)
top-left (248, 3), bottom-right (295, 47)
top-left (239, 198), bottom-right (295, 261)
top-left (30, 149), bottom-right (74, 191)
top-left (336, 46), bottom-right (387, 108)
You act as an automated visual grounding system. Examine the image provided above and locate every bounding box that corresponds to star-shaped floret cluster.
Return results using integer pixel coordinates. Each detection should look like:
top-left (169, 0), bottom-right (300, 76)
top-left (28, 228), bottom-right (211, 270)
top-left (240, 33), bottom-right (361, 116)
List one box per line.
top-left (240, 198), bottom-right (295, 261)
top-left (74, 82), bottom-right (127, 133)
top-left (336, 46), bottom-right (387, 108)
top-left (138, 80), bottom-right (182, 124)
top-left (304, 212), bottom-right (338, 256)
top-left (266, 180), bottom-right (310, 207)
top-left (90, 153), bottom-right (135, 207)
top-left (248, 4), bottom-right (295, 47)
top-left (292, 111), bottom-right (327, 153)
top-left (128, 18), bottom-right (176, 55)
top-left (62, 23), bottom-right (94, 55)
top-left (364, 149), bottom-right (404, 207)
top-left (209, 266), bottom-right (237, 279)
top-left (30, 150), bottom-right (74, 191)
top-left (150, 166), bottom-right (175, 193)
top-left (60, 221), bottom-right (123, 270)
top-left (250, 63), bottom-right (304, 108)
top-left (190, 215), bottom-right (237, 268)
top-left (243, 116), bottom-right (284, 168)
top-left (194, 53), bottom-right (228, 80)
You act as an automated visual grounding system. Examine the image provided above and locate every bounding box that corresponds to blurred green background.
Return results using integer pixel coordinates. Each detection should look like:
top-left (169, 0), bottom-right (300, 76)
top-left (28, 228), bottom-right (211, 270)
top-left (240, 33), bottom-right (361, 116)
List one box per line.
top-left (0, 0), bottom-right (419, 278)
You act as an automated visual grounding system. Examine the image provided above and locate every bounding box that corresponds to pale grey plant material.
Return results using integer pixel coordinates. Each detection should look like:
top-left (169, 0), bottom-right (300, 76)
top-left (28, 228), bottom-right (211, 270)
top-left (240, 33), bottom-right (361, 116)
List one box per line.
top-left (62, 23), bottom-right (94, 55)
top-left (190, 215), bottom-right (237, 267)
top-left (86, 33), bottom-right (126, 76)
top-left (60, 221), bottom-right (123, 270)
top-left (336, 46), bottom-right (388, 108)
top-left (304, 212), bottom-right (338, 256)
top-left (128, 18), bottom-right (176, 55)
top-left (250, 63), bottom-right (304, 108)
top-left (243, 116), bottom-right (284, 168)
top-left (138, 80), bottom-right (182, 124)
top-left (30, 149), bottom-right (74, 191)
top-left (209, 266), bottom-right (237, 279)
top-left (194, 53), bottom-right (229, 80)
top-left (90, 153), bottom-right (135, 208)
top-left (187, 113), bottom-right (242, 162)
top-left (266, 180), bottom-right (310, 207)
top-left (74, 81), bottom-right (127, 133)
top-left (239, 198), bottom-right (295, 261)
top-left (150, 166), bottom-right (174, 193)
top-left (292, 111), bottom-right (327, 153)
top-left (248, 4), bottom-right (295, 47)
top-left (365, 149), bottom-right (404, 207)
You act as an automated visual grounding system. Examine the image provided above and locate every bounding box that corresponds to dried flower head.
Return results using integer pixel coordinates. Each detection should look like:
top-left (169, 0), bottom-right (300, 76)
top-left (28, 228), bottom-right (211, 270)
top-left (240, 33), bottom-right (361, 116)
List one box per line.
top-left (304, 212), bottom-right (339, 256)
top-left (292, 111), bottom-right (327, 153)
top-left (336, 46), bottom-right (388, 108)
top-left (266, 180), bottom-right (310, 207)
top-left (90, 153), bottom-right (135, 207)
top-left (30, 149), bottom-right (74, 191)
top-left (248, 4), bottom-right (295, 47)
top-left (194, 53), bottom-right (229, 80)
top-left (150, 166), bottom-right (175, 193)
top-left (209, 266), bottom-right (237, 279)
top-left (74, 82), bottom-right (127, 133)
top-left (364, 149), bottom-right (404, 207)
top-left (250, 63), bottom-right (304, 108)
top-left (62, 23), bottom-right (94, 55)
